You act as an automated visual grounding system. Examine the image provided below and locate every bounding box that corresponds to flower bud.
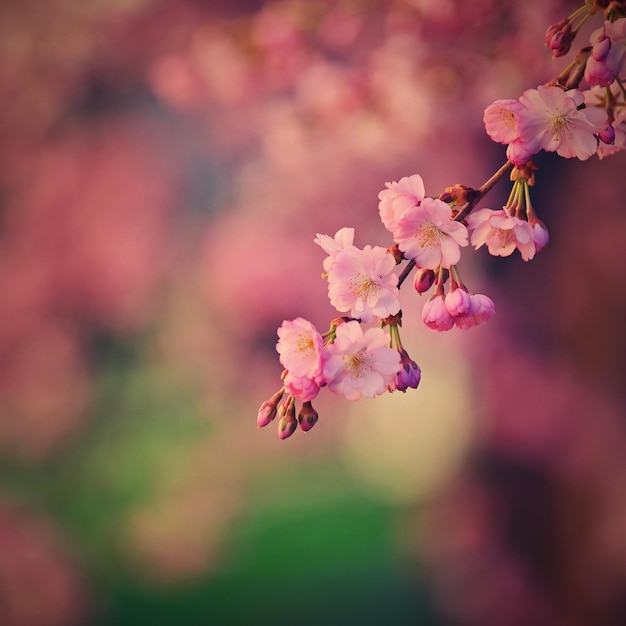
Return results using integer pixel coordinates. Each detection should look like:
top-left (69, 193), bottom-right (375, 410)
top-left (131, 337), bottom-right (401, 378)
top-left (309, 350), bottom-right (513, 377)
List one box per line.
top-left (439, 184), bottom-right (479, 205)
top-left (422, 295), bottom-right (454, 332)
top-left (277, 400), bottom-right (297, 440)
top-left (545, 19), bottom-right (575, 57)
top-left (599, 123), bottom-right (616, 144)
top-left (257, 388), bottom-right (284, 428)
top-left (298, 401), bottom-right (319, 432)
top-left (530, 220), bottom-right (549, 252)
top-left (395, 349), bottom-right (421, 392)
top-left (445, 287), bottom-right (471, 317)
top-left (413, 268), bottom-right (435, 294)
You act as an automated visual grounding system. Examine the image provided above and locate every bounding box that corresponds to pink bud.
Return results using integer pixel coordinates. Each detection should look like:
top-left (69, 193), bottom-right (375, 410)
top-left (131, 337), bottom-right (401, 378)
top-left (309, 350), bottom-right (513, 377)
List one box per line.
top-left (256, 388), bottom-right (284, 427)
top-left (445, 287), bottom-right (471, 317)
top-left (545, 20), bottom-right (574, 57)
top-left (599, 123), bottom-right (616, 144)
top-left (277, 398), bottom-right (297, 439)
top-left (413, 268), bottom-right (436, 294)
top-left (591, 36), bottom-right (611, 62)
top-left (298, 401), bottom-right (319, 432)
top-left (531, 220), bottom-right (549, 252)
top-left (455, 293), bottom-right (495, 330)
top-left (422, 295), bottom-right (454, 332)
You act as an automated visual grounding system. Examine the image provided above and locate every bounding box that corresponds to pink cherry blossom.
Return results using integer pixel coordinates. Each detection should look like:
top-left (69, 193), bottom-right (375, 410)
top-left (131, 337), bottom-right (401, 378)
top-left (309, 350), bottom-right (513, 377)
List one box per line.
top-left (584, 19), bottom-right (626, 87)
top-left (484, 99), bottom-right (540, 164)
top-left (323, 321), bottom-right (401, 401)
top-left (378, 174), bottom-right (425, 233)
top-left (445, 287), bottom-right (472, 317)
top-left (454, 293), bottom-right (496, 330)
top-left (483, 99), bottom-right (526, 144)
top-left (517, 86), bottom-right (607, 160)
top-left (393, 197), bottom-right (469, 269)
top-left (276, 317), bottom-right (325, 380)
top-left (283, 370), bottom-right (321, 402)
top-left (468, 208), bottom-right (537, 261)
top-left (422, 295), bottom-right (454, 332)
top-left (314, 227), bottom-right (355, 272)
top-left (326, 245), bottom-right (400, 323)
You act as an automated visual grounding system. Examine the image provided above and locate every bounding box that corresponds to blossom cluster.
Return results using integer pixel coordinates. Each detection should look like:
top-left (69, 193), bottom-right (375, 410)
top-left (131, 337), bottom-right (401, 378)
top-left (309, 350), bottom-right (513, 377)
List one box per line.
top-left (258, 0), bottom-right (626, 439)
top-left (487, 9), bottom-right (626, 164)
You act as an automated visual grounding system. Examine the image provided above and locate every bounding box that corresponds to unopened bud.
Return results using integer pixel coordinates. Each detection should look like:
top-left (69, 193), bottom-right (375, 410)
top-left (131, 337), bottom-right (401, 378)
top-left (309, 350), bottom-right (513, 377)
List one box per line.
top-left (257, 388), bottom-right (284, 427)
top-left (395, 349), bottom-right (421, 392)
top-left (511, 161), bottom-right (537, 186)
top-left (530, 219), bottom-right (549, 252)
top-left (277, 399), bottom-right (297, 440)
top-left (298, 401), bottom-right (319, 432)
top-left (592, 36), bottom-right (611, 62)
top-left (387, 244), bottom-right (405, 264)
top-left (545, 19), bottom-right (575, 57)
top-left (599, 123), bottom-right (616, 144)
top-left (439, 184), bottom-right (479, 205)
top-left (414, 268), bottom-right (436, 294)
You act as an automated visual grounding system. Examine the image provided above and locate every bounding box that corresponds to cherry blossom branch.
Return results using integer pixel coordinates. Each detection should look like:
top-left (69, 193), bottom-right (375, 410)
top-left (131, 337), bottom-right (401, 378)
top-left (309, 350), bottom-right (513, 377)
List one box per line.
top-left (257, 0), bottom-right (626, 439)
top-left (452, 161), bottom-right (514, 223)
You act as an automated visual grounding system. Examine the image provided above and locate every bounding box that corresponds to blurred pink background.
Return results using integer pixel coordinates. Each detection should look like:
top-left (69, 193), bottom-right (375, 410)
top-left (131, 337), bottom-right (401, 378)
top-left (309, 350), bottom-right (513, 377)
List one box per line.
top-left (0, 1), bottom-right (625, 624)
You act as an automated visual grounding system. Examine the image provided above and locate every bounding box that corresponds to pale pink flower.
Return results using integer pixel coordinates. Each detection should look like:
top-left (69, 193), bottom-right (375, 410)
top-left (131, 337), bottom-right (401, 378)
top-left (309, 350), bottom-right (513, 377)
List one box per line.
top-left (283, 371), bottom-right (321, 402)
top-left (378, 174), bottom-right (425, 233)
top-left (422, 295), bottom-right (454, 332)
top-left (584, 19), bottom-right (626, 87)
top-left (468, 208), bottom-right (537, 261)
top-left (393, 197), bottom-right (468, 269)
top-left (276, 317), bottom-right (325, 380)
top-left (323, 321), bottom-right (401, 401)
top-left (483, 99), bottom-right (525, 144)
top-left (484, 99), bottom-right (540, 164)
top-left (454, 293), bottom-right (496, 330)
top-left (314, 227), bottom-right (356, 272)
top-left (326, 245), bottom-right (400, 323)
top-left (445, 287), bottom-right (472, 317)
top-left (517, 86), bottom-right (607, 160)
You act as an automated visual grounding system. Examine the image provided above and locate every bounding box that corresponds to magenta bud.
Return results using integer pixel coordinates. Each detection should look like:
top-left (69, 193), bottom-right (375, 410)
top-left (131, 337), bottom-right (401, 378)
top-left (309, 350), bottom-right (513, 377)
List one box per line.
top-left (298, 401), bottom-right (319, 432)
top-left (599, 123), bottom-right (616, 144)
top-left (413, 268), bottom-right (436, 294)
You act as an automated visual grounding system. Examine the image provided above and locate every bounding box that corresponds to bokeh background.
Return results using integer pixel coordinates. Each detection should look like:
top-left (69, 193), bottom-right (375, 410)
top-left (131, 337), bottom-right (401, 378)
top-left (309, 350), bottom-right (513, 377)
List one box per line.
top-left (1, 0), bottom-right (626, 624)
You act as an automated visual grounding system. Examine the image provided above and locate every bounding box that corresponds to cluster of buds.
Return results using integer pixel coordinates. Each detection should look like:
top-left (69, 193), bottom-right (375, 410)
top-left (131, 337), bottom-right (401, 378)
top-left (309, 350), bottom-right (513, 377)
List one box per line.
top-left (257, 0), bottom-right (626, 439)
